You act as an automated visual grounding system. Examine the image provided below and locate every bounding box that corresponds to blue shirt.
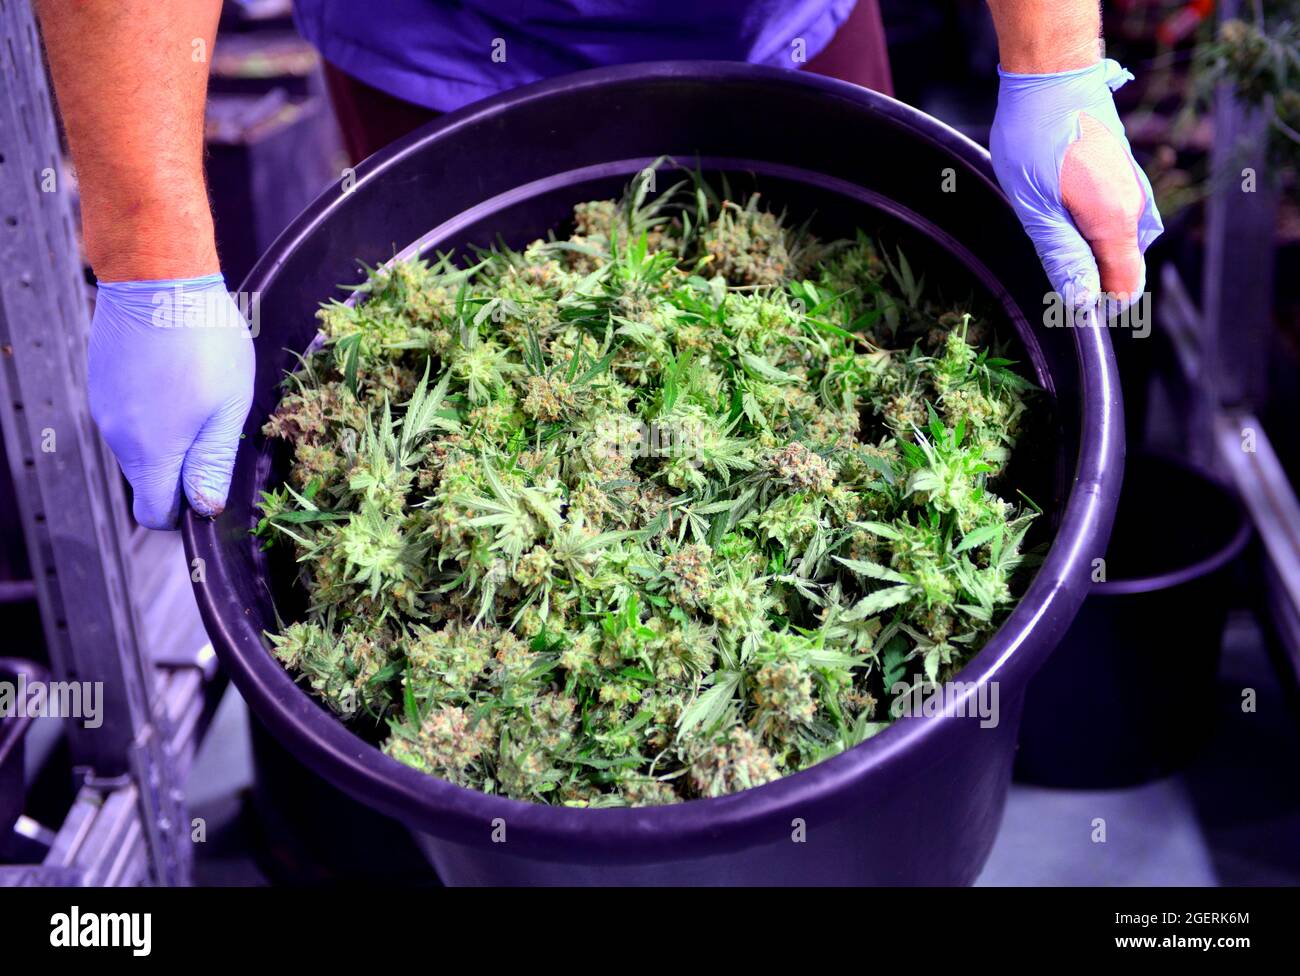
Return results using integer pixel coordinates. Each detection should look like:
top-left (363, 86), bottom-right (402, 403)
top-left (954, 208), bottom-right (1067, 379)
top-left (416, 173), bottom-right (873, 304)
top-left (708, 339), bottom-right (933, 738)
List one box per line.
top-left (294, 0), bottom-right (856, 112)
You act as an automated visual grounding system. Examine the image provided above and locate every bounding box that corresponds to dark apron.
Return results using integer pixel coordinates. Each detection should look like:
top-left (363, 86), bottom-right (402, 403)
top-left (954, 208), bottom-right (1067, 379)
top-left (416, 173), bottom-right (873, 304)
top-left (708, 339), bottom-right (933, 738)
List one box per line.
top-left (322, 0), bottom-right (893, 166)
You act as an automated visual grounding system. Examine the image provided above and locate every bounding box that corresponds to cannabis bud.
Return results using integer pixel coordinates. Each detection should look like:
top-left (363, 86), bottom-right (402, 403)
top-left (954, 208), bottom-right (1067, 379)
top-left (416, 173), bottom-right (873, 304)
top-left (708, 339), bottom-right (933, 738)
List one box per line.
top-left (258, 166), bottom-right (1039, 806)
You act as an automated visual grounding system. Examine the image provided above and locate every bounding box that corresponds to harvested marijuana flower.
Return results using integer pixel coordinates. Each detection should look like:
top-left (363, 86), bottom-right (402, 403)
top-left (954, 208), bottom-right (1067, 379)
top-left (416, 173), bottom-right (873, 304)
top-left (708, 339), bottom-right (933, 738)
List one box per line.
top-left (256, 171), bottom-right (1041, 806)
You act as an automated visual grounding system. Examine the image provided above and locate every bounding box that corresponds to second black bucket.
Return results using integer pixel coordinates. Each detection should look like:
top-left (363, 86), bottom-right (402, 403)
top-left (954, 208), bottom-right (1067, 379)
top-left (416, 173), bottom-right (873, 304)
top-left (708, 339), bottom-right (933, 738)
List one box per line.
top-left (1015, 453), bottom-right (1252, 788)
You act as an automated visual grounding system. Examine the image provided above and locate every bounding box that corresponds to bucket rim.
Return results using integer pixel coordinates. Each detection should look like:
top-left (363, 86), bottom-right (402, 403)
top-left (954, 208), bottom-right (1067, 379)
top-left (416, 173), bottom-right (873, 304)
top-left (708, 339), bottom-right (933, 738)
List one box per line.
top-left (1089, 452), bottom-right (1251, 596)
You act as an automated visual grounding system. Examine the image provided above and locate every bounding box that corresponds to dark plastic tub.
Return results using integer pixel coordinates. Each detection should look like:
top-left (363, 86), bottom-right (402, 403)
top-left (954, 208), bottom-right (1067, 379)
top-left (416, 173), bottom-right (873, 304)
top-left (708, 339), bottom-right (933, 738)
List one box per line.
top-left (246, 715), bottom-right (438, 885)
top-left (184, 62), bottom-right (1123, 884)
top-left (1015, 454), bottom-right (1251, 788)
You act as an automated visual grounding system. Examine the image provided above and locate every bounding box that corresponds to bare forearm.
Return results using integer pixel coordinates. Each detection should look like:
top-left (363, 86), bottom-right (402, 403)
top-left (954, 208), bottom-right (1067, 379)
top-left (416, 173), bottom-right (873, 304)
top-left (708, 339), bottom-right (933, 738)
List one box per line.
top-left (35, 0), bottom-right (222, 281)
top-left (986, 1), bottom-right (1102, 73)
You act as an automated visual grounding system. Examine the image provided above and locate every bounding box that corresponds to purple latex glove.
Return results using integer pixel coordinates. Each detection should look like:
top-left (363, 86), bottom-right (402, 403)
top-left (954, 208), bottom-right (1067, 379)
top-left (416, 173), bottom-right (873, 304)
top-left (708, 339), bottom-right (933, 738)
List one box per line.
top-left (89, 274), bottom-right (255, 530)
top-left (990, 58), bottom-right (1163, 310)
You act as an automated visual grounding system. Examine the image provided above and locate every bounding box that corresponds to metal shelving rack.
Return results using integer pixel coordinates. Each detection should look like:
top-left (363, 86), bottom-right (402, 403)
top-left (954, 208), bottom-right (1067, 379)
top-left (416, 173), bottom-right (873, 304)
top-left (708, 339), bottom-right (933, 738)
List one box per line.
top-left (0, 0), bottom-right (221, 887)
top-left (1156, 0), bottom-right (1300, 683)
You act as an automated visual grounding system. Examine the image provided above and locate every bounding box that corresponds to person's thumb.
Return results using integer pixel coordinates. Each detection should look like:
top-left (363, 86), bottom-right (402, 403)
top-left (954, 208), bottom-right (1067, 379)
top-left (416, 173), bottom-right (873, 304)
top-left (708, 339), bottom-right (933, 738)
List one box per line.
top-left (181, 394), bottom-right (248, 517)
top-left (1060, 112), bottom-right (1146, 303)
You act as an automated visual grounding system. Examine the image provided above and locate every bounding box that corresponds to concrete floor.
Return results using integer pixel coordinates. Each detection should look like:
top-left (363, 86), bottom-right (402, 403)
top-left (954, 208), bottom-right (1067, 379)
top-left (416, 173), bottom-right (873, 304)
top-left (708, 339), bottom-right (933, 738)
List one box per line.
top-left (183, 609), bottom-right (1300, 886)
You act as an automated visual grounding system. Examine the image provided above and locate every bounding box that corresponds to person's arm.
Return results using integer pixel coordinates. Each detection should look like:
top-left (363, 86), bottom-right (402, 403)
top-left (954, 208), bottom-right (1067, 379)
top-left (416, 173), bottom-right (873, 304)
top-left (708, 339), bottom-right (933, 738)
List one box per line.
top-left (36, 0), bottom-right (221, 280)
top-left (985, 0), bottom-right (1162, 306)
top-left (986, 0), bottom-right (1102, 74)
top-left (36, 1), bottom-right (253, 529)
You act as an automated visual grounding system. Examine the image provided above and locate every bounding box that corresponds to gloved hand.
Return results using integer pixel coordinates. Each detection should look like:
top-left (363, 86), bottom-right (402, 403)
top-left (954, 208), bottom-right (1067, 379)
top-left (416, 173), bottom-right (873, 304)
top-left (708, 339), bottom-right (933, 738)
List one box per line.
top-left (88, 274), bottom-right (255, 530)
top-left (990, 58), bottom-right (1163, 312)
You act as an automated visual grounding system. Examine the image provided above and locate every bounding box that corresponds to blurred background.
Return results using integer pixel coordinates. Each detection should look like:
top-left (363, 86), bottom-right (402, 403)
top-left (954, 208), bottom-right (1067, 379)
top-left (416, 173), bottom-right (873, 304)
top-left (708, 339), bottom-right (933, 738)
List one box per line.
top-left (0, 0), bottom-right (1297, 886)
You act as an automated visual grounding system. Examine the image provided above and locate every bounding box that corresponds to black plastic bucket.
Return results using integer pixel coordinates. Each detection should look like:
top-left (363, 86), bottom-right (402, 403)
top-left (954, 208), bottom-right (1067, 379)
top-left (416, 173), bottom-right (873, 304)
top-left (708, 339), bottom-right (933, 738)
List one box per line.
top-left (184, 62), bottom-right (1123, 884)
top-left (244, 715), bottom-right (437, 885)
top-left (1015, 454), bottom-right (1251, 788)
